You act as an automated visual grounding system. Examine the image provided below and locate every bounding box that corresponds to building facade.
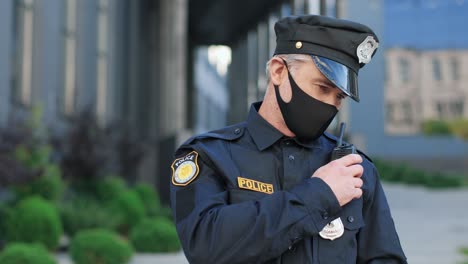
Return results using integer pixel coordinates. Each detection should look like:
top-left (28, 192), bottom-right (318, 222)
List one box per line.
top-left (385, 48), bottom-right (468, 134)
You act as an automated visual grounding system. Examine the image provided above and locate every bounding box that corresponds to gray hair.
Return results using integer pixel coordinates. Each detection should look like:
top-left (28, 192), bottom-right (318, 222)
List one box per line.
top-left (265, 54), bottom-right (311, 84)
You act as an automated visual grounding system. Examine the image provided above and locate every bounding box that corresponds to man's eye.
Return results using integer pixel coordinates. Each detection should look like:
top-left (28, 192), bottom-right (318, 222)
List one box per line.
top-left (319, 85), bottom-right (331, 93)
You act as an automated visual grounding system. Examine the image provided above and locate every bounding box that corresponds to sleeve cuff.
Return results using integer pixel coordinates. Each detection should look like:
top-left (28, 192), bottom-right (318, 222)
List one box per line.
top-left (290, 177), bottom-right (342, 235)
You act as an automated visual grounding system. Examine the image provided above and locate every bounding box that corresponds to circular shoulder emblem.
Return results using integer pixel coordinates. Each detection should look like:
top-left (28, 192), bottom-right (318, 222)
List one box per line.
top-left (171, 151), bottom-right (200, 186)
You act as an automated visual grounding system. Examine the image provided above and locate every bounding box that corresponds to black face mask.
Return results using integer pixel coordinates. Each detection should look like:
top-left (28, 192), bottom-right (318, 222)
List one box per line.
top-left (274, 61), bottom-right (338, 142)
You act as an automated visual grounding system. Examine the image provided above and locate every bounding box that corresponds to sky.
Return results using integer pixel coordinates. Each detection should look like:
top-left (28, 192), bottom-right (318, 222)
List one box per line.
top-left (384, 0), bottom-right (468, 49)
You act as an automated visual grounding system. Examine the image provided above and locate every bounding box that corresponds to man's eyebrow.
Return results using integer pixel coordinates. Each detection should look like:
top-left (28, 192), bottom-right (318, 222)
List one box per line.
top-left (311, 77), bottom-right (340, 90)
top-left (311, 77), bottom-right (335, 86)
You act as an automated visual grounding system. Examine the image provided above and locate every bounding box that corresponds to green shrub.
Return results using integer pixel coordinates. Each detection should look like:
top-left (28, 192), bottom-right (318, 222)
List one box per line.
top-left (133, 183), bottom-right (160, 217)
top-left (401, 168), bottom-right (428, 186)
top-left (422, 120), bottom-right (451, 136)
top-left (0, 243), bottom-right (56, 264)
top-left (450, 119), bottom-right (468, 140)
top-left (130, 217), bottom-right (181, 253)
top-left (112, 190), bottom-right (145, 234)
top-left (59, 197), bottom-right (120, 236)
top-left (6, 196), bottom-right (62, 250)
top-left (14, 164), bottom-right (64, 201)
top-left (70, 229), bottom-right (133, 264)
top-left (461, 247), bottom-right (468, 264)
top-left (375, 159), bottom-right (466, 189)
top-left (95, 176), bottom-right (128, 202)
top-left (0, 202), bottom-right (11, 243)
top-left (425, 172), bottom-right (464, 189)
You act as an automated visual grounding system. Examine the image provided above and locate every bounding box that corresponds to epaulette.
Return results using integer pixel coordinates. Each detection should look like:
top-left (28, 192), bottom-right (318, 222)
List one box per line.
top-left (323, 132), bottom-right (373, 163)
top-left (179, 122), bottom-right (246, 148)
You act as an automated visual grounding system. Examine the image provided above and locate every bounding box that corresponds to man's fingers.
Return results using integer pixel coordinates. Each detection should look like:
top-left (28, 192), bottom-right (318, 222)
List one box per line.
top-left (335, 154), bottom-right (362, 167)
top-left (353, 178), bottom-right (363, 188)
top-left (354, 187), bottom-right (363, 199)
top-left (347, 164), bottom-right (364, 178)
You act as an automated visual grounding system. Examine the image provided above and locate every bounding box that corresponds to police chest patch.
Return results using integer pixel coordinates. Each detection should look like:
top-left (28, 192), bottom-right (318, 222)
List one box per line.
top-left (172, 151), bottom-right (200, 186)
top-left (237, 177), bottom-right (274, 194)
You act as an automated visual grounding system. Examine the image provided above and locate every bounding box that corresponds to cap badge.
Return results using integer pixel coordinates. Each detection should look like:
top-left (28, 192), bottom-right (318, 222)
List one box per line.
top-left (171, 151), bottom-right (200, 186)
top-left (319, 218), bottom-right (344, 240)
top-left (357, 36), bottom-right (378, 64)
top-left (295, 41), bottom-right (303, 49)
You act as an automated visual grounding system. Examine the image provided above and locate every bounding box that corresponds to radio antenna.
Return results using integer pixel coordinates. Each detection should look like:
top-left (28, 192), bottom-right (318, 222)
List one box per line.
top-left (337, 122), bottom-right (346, 147)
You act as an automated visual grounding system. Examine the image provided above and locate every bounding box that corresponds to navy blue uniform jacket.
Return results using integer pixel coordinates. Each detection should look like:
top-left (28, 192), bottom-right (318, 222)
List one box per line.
top-left (170, 102), bottom-right (407, 264)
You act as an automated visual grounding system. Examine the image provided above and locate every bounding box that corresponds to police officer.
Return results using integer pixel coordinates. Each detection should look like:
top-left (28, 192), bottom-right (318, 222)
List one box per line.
top-left (170, 15), bottom-right (407, 263)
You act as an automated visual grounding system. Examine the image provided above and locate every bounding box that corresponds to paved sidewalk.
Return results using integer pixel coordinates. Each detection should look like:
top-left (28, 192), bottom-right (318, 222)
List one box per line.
top-left (57, 183), bottom-right (468, 264)
top-left (384, 183), bottom-right (468, 264)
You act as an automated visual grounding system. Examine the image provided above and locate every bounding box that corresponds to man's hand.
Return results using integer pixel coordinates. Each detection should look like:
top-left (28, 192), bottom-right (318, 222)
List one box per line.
top-left (312, 154), bottom-right (363, 206)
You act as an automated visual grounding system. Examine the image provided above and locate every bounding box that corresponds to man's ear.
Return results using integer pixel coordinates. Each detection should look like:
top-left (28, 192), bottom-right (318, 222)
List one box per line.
top-left (269, 57), bottom-right (287, 86)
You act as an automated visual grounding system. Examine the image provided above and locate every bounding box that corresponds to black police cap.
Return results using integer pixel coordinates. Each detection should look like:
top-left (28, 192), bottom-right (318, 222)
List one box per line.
top-left (274, 15), bottom-right (379, 101)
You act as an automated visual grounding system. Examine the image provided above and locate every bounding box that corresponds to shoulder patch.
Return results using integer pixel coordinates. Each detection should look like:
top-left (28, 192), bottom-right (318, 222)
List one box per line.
top-left (171, 151), bottom-right (200, 186)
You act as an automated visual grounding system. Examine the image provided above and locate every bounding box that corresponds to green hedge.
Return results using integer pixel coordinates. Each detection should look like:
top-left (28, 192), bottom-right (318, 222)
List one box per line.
top-left (70, 229), bottom-right (133, 264)
top-left (112, 190), bottom-right (145, 234)
top-left (6, 196), bottom-right (63, 250)
top-left (422, 119), bottom-right (468, 140)
top-left (374, 160), bottom-right (466, 189)
top-left (451, 119), bottom-right (468, 140)
top-left (0, 243), bottom-right (56, 264)
top-left (461, 247), bottom-right (468, 264)
top-left (130, 217), bottom-right (181, 253)
top-left (133, 183), bottom-right (160, 217)
top-left (59, 196), bottom-right (120, 236)
top-left (94, 176), bottom-right (128, 203)
top-left (422, 120), bottom-right (451, 136)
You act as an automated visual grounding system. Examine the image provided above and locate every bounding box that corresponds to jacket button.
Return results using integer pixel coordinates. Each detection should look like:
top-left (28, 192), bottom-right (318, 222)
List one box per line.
top-left (288, 154), bottom-right (295, 161)
top-left (322, 212), bottom-right (329, 220)
top-left (234, 128), bottom-right (241, 134)
top-left (347, 216), bottom-right (354, 223)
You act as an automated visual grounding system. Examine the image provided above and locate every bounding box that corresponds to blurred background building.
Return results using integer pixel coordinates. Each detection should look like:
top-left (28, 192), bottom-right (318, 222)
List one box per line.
top-left (0, 0), bottom-right (466, 203)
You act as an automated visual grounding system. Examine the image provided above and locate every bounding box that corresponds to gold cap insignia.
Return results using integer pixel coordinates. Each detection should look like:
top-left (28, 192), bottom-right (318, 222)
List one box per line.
top-left (171, 151), bottom-right (200, 186)
top-left (295, 41), bottom-right (303, 49)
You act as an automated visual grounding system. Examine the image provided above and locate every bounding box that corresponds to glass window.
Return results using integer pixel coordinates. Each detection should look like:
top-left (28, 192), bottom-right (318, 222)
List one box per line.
top-left (281, 2), bottom-right (292, 17)
top-left (436, 102), bottom-right (444, 119)
top-left (432, 58), bottom-right (442, 81)
top-left (398, 58), bottom-right (410, 83)
top-left (450, 58), bottom-right (459, 81)
top-left (451, 100), bottom-right (464, 117)
top-left (326, 0), bottom-right (337, 17)
top-left (401, 101), bottom-right (412, 124)
top-left (386, 102), bottom-right (395, 123)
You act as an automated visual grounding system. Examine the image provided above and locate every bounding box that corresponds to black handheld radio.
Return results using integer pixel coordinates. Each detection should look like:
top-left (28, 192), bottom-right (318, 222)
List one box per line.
top-left (330, 122), bottom-right (356, 161)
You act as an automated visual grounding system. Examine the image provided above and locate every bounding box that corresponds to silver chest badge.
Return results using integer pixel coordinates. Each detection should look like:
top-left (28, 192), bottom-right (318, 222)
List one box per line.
top-left (357, 36), bottom-right (378, 64)
top-left (319, 218), bottom-right (344, 240)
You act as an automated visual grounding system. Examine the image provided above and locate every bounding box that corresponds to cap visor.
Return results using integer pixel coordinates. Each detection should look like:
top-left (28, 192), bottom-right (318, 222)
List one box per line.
top-left (311, 55), bottom-right (359, 102)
